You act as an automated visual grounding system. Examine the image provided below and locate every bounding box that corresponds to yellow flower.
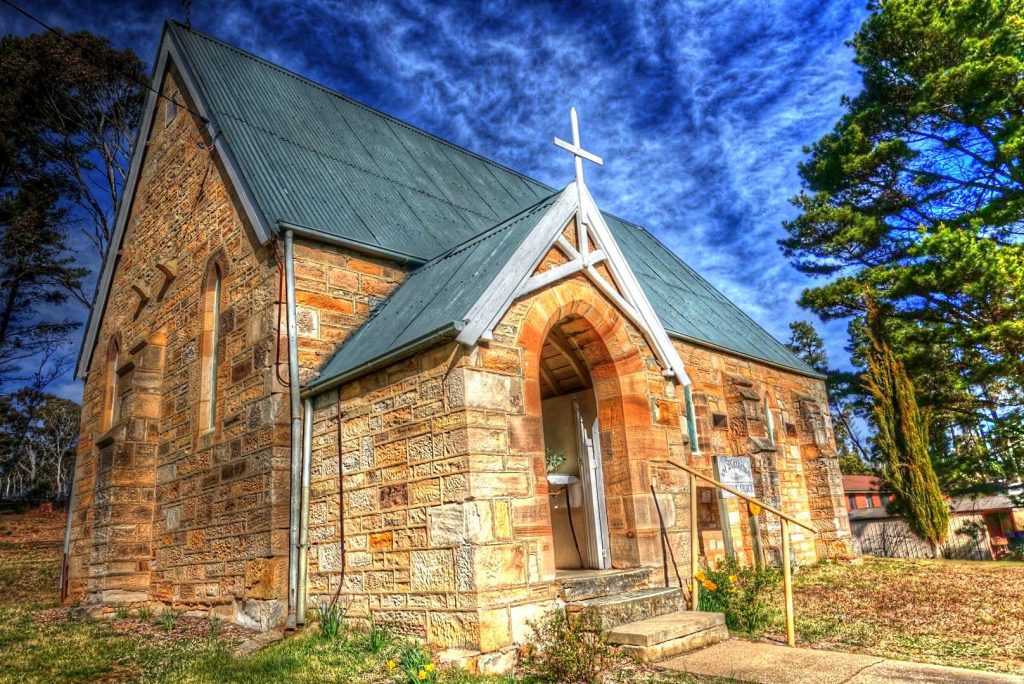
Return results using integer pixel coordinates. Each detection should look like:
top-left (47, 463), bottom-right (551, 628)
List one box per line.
top-left (702, 580), bottom-right (717, 591)
top-left (728, 575), bottom-right (738, 584)
top-left (418, 670), bottom-right (427, 681)
top-left (425, 663), bottom-right (435, 673)
top-left (386, 660), bottom-right (396, 672)
top-left (694, 569), bottom-right (705, 581)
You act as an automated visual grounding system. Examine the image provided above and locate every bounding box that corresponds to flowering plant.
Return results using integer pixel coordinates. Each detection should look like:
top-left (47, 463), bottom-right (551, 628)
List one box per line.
top-left (394, 644), bottom-right (437, 684)
top-left (696, 556), bottom-right (780, 636)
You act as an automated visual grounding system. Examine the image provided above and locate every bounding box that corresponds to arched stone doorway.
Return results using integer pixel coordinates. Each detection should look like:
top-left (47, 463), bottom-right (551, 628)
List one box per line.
top-left (517, 283), bottom-right (674, 571)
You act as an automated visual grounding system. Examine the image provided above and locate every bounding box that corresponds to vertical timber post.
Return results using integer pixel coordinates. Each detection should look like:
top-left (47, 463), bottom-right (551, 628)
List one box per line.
top-left (689, 471), bottom-right (699, 611)
top-left (782, 517), bottom-right (795, 646)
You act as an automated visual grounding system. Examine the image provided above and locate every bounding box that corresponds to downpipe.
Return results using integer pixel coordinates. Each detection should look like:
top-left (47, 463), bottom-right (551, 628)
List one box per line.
top-left (285, 229), bottom-right (302, 626)
top-left (59, 458), bottom-right (78, 601)
top-left (297, 397), bottom-right (313, 625)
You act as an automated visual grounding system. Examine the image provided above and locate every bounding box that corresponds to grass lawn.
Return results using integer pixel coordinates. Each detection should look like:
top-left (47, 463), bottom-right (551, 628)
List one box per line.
top-left (767, 556), bottom-right (1024, 674)
top-left (0, 530), bottom-right (690, 684)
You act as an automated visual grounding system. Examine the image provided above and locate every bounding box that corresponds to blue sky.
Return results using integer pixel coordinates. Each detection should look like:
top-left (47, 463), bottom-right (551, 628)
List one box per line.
top-left (3, 0), bottom-right (869, 400)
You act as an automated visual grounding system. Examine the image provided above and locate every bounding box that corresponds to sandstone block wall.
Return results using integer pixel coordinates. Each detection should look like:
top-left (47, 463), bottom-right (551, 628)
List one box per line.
top-left (68, 68), bottom-right (289, 624)
top-left (675, 340), bottom-right (852, 563)
top-left (305, 273), bottom-right (698, 652)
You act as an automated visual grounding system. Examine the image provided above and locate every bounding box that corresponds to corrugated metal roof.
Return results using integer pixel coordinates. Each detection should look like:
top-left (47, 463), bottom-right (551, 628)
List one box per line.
top-left (307, 192), bottom-right (562, 391)
top-left (168, 22), bottom-right (818, 378)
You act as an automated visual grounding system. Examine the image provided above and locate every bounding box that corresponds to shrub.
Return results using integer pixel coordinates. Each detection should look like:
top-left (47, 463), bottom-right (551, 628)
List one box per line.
top-left (521, 609), bottom-right (625, 684)
top-left (696, 557), bottom-right (781, 636)
top-left (315, 601), bottom-right (344, 641)
top-left (136, 606), bottom-right (153, 621)
top-left (1008, 538), bottom-right (1024, 562)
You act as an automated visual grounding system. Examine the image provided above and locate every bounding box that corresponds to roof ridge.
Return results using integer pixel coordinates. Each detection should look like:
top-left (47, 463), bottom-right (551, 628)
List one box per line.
top-left (167, 21), bottom-right (554, 194)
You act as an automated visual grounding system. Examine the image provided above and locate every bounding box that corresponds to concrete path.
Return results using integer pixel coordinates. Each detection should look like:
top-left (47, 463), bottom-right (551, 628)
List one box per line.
top-left (658, 640), bottom-right (1023, 683)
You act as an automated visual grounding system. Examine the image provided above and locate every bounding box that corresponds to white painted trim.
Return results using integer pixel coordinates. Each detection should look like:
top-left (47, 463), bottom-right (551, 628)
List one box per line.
top-left (579, 183), bottom-right (692, 385)
top-left (75, 26), bottom-right (275, 379)
top-left (458, 177), bottom-right (691, 387)
top-left (556, 235), bottom-right (580, 260)
top-left (456, 185), bottom-right (578, 345)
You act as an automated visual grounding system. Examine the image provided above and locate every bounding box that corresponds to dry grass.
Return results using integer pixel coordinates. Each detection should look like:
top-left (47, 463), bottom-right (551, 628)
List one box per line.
top-left (767, 556), bottom-right (1024, 674)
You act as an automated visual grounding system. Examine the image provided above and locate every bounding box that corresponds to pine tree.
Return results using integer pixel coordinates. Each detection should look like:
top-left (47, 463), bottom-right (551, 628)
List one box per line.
top-left (861, 298), bottom-right (949, 556)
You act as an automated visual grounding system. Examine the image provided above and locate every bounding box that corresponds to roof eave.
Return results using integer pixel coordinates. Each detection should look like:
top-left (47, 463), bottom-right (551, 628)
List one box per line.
top-left (666, 330), bottom-right (827, 381)
top-left (280, 221), bottom-right (427, 266)
top-left (301, 322), bottom-right (462, 398)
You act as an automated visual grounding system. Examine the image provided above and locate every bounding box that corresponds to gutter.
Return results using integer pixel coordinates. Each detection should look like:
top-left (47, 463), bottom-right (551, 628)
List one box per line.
top-left (285, 229), bottom-right (302, 625)
top-left (278, 221), bottom-right (426, 267)
top-left (300, 322), bottom-right (463, 399)
top-left (666, 330), bottom-right (827, 381)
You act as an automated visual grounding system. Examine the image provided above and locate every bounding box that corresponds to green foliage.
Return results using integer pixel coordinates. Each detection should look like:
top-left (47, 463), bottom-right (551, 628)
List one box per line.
top-left (0, 30), bottom-right (144, 394)
top-left (156, 609), bottom-right (178, 632)
top-left (696, 558), bottom-right (781, 636)
top-left (544, 448), bottom-right (566, 473)
top-left (315, 601), bottom-right (344, 641)
top-left (135, 606), bottom-right (153, 621)
top-left (863, 299), bottom-right (950, 552)
top-left (780, 0), bottom-right (1024, 490)
top-left (1008, 538), bottom-right (1024, 562)
top-left (839, 453), bottom-right (874, 475)
top-left (521, 609), bottom-right (625, 684)
top-left (369, 622), bottom-right (393, 654)
top-left (785, 321), bottom-right (829, 374)
top-left (396, 644), bottom-right (438, 684)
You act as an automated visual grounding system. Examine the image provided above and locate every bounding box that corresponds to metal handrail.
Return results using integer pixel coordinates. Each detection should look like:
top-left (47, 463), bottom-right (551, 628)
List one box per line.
top-left (663, 458), bottom-right (810, 647)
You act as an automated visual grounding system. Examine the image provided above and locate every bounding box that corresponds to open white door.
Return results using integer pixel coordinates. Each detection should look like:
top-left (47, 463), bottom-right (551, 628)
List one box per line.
top-left (574, 398), bottom-right (611, 569)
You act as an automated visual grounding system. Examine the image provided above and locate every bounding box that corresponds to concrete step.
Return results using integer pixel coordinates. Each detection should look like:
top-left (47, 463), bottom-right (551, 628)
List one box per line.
top-left (565, 587), bottom-right (682, 631)
top-left (555, 567), bottom-right (658, 602)
top-left (605, 611), bottom-right (728, 662)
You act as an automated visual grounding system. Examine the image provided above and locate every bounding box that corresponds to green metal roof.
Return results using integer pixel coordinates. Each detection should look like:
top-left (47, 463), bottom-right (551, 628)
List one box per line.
top-left (306, 192), bottom-right (563, 391)
top-left (167, 23), bottom-right (818, 379)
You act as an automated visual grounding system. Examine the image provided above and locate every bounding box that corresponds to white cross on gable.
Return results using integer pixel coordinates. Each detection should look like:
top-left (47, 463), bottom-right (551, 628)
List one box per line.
top-left (553, 107), bottom-right (603, 187)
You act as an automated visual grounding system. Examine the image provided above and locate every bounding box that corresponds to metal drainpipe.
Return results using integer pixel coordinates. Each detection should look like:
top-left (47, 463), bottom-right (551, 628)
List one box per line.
top-left (59, 457), bottom-right (79, 601)
top-left (285, 229), bottom-right (302, 624)
top-left (297, 397), bottom-right (313, 625)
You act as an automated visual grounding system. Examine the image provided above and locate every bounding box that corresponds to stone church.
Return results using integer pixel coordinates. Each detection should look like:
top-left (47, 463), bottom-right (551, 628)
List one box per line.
top-left (64, 22), bottom-right (851, 662)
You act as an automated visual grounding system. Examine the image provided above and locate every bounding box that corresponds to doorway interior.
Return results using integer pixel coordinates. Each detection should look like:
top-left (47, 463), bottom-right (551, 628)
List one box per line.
top-left (540, 319), bottom-right (611, 570)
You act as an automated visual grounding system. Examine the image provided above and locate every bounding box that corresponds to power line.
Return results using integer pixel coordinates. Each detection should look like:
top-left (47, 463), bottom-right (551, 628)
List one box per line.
top-left (0, 0), bottom-right (210, 125)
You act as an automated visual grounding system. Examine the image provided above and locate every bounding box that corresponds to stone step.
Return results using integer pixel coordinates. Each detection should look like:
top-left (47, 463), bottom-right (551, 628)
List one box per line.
top-left (555, 567), bottom-right (658, 602)
top-left (565, 587), bottom-right (682, 631)
top-left (605, 611), bottom-right (728, 662)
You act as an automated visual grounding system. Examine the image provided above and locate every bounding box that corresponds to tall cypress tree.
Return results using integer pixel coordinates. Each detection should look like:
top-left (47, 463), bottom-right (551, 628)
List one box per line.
top-left (862, 298), bottom-right (949, 556)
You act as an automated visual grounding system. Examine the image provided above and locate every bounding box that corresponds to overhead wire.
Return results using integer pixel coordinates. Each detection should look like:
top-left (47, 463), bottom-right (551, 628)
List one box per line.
top-left (0, 0), bottom-right (210, 125)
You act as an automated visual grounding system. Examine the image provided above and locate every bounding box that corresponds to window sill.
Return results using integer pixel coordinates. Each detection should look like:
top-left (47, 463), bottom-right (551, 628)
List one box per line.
top-left (95, 420), bottom-right (128, 449)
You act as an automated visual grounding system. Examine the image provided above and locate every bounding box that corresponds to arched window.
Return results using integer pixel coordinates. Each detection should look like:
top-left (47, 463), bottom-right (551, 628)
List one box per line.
top-left (199, 263), bottom-right (223, 432)
top-left (102, 339), bottom-right (120, 431)
top-left (684, 384), bottom-right (701, 455)
top-left (763, 395), bottom-right (776, 446)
